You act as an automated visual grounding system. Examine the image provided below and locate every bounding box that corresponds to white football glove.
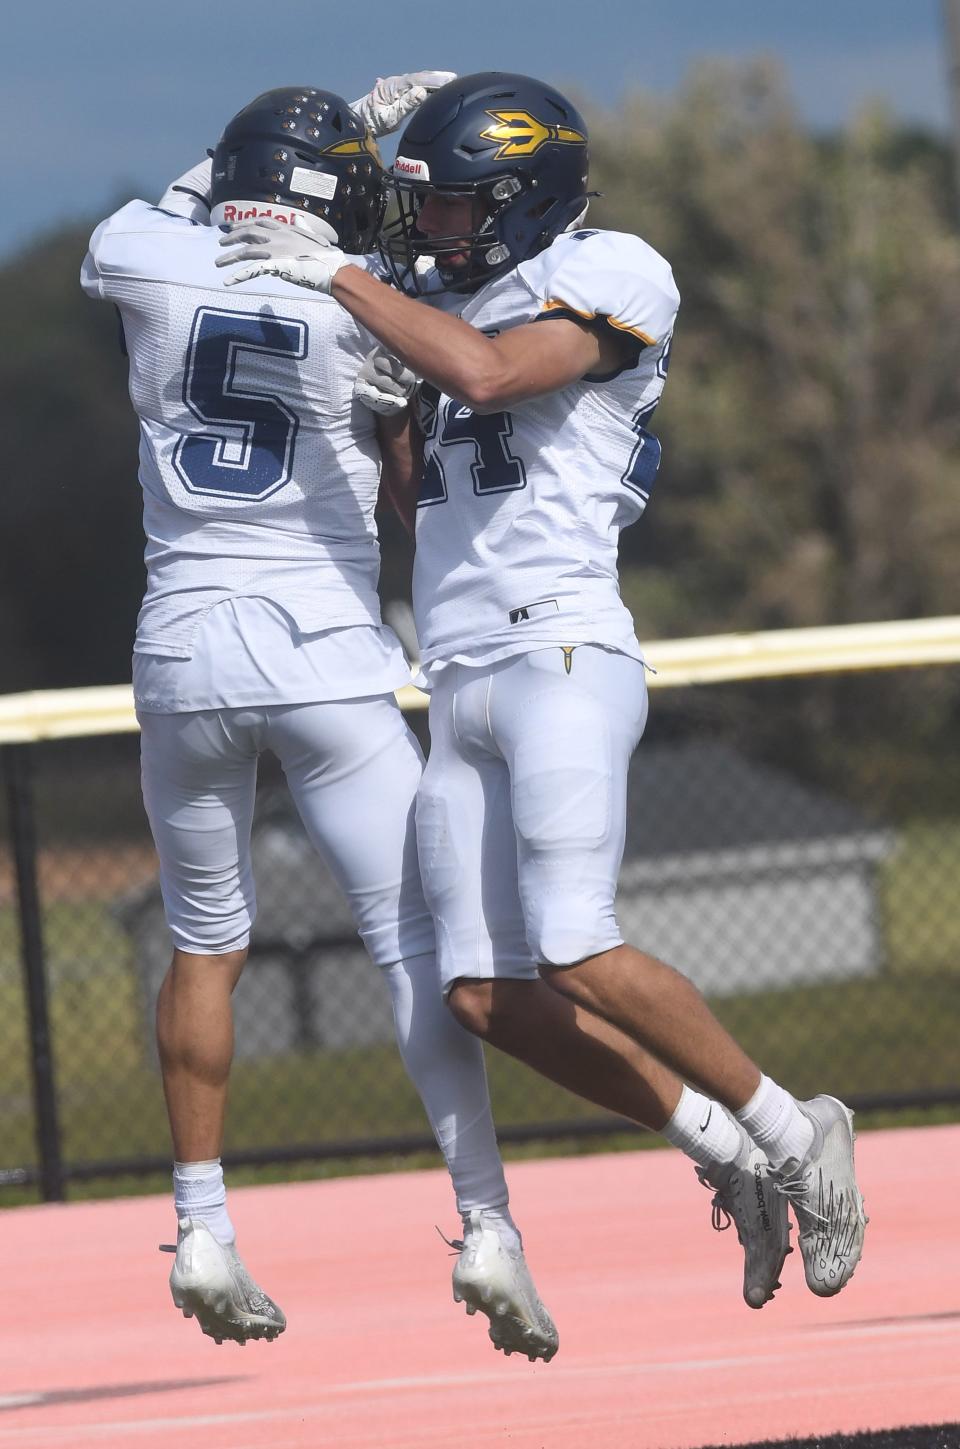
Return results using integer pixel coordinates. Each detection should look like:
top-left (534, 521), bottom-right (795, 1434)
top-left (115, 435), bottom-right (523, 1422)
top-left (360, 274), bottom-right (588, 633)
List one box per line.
top-left (354, 346), bottom-right (419, 416)
top-left (216, 216), bottom-right (348, 292)
top-left (350, 71), bottom-right (455, 137)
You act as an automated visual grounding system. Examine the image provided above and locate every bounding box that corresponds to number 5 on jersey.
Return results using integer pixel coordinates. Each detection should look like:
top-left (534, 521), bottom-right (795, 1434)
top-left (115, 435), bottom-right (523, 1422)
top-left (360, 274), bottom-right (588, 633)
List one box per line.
top-left (174, 307), bottom-right (307, 500)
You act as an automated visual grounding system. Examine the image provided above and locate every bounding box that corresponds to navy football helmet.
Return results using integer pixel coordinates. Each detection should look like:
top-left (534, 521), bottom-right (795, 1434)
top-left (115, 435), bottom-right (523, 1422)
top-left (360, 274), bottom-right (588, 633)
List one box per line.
top-left (210, 87), bottom-right (386, 253)
top-left (380, 72), bottom-right (590, 293)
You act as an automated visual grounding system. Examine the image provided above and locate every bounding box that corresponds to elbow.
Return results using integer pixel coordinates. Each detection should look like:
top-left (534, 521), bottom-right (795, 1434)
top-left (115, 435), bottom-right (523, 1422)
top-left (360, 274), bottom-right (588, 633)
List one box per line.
top-left (470, 394), bottom-right (509, 416)
top-left (456, 361), bottom-right (513, 414)
top-left (458, 383), bottom-right (509, 414)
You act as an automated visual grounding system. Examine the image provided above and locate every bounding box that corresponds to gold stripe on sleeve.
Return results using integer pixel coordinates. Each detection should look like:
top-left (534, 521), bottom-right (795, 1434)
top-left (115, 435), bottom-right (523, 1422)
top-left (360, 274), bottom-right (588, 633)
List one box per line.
top-left (540, 298), bottom-right (656, 347)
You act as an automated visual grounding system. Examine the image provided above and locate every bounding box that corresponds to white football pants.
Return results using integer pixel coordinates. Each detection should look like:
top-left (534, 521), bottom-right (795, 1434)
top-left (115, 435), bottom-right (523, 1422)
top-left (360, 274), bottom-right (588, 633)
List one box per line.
top-left (139, 695), bottom-right (431, 962)
top-left (138, 695), bottom-right (508, 1214)
top-left (417, 647), bottom-right (649, 993)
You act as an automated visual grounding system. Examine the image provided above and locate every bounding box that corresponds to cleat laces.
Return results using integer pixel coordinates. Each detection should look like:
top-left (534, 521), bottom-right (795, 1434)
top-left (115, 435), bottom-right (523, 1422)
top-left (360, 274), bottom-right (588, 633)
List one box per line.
top-left (436, 1224), bottom-right (465, 1254)
top-left (696, 1165), bottom-right (739, 1239)
top-left (772, 1166), bottom-right (829, 1229)
top-left (696, 1137), bottom-right (793, 1311)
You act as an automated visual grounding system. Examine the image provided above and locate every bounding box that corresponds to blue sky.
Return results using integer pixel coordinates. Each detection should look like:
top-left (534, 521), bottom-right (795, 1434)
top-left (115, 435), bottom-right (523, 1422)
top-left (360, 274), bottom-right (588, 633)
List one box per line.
top-left (1, 0), bottom-right (952, 260)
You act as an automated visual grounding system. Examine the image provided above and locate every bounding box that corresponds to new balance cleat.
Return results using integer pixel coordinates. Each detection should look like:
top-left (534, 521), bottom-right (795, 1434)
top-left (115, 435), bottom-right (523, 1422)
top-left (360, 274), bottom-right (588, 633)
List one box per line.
top-left (451, 1211), bottom-right (558, 1363)
top-left (161, 1217), bottom-right (286, 1344)
top-left (698, 1122), bottom-right (792, 1309)
top-left (771, 1095), bottom-right (868, 1297)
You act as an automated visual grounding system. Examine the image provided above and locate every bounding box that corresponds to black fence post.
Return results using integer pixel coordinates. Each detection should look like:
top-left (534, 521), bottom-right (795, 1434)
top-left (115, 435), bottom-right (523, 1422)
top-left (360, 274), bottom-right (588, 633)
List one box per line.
top-left (3, 743), bottom-right (65, 1202)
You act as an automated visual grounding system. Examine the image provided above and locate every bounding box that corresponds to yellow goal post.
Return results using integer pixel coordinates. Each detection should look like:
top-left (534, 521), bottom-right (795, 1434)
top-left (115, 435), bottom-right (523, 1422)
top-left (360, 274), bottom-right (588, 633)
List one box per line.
top-left (2, 615), bottom-right (960, 745)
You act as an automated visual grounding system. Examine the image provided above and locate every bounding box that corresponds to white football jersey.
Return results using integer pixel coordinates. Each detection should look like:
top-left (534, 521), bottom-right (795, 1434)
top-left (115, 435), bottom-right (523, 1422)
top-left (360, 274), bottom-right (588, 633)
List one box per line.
top-left (81, 200), bottom-right (384, 659)
top-left (412, 228), bottom-right (679, 669)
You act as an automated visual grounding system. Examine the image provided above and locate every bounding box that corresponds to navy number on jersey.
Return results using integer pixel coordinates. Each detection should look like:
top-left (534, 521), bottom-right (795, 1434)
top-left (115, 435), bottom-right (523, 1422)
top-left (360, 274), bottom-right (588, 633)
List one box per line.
top-left (621, 334), bottom-right (671, 502)
top-left (418, 382), bottom-right (447, 504)
top-left (174, 308), bottom-right (308, 500)
top-left (418, 387), bottom-right (527, 507)
top-left (621, 402), bottom-right (662, 502)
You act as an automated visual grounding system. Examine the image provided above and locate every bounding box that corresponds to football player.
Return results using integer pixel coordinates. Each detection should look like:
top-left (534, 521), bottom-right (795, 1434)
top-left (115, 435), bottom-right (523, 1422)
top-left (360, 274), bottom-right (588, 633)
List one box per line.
top-left (217, 73), bottom-right (868, 1305)
top-left (81, 75), bottom-right (559, 1362)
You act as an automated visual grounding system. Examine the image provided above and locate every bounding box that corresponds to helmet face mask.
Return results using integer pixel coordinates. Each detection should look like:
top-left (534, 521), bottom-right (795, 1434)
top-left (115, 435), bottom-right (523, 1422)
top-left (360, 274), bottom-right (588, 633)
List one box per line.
top-left (210, 87), bottom-right (387, 254)
top-left (379, 72), bottom-right (589, 294)
top-left (385, 174), bottom-right (532, 293)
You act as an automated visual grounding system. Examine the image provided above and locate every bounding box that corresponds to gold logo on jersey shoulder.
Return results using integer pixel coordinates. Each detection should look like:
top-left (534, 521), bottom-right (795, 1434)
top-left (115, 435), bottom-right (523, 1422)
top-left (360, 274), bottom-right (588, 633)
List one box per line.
top-left (479, 110), bottom-right (586, 160)
top-left (321, 133), bottom-right (384, 165)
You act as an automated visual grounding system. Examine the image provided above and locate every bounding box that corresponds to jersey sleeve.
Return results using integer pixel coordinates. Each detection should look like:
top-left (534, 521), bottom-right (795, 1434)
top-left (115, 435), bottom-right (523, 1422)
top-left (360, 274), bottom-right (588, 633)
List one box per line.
top-left (79, 200), bottom-right (204, 299)
top-left (523, 229), bottom-right (680, 352)
top-left (156, 158), bottom-right (213, 223)
top-left (80, 217), bottom-right (111, 299)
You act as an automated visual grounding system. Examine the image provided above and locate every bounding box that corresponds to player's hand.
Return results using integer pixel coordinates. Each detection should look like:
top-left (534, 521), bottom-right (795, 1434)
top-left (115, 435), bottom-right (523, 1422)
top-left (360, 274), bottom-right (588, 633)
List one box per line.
top-left (350, 71), bottom-right (455, 137)
top-left (216, 216), bottom-right (348, 292)
top-left (354, 346), bottom-right (419, 415)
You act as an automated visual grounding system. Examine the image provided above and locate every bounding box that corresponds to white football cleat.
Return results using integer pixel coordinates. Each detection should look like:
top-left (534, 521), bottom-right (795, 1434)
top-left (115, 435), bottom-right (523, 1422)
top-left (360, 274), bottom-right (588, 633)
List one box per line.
top-left (697, 1121), bottom-right (792, 1309)
top-left (161, 1218), bottom-right (286, 1344)
top-left (771, 1095), bottom-right (868, 1297)
top-left (451, 1211), bottom-right (558, 1363)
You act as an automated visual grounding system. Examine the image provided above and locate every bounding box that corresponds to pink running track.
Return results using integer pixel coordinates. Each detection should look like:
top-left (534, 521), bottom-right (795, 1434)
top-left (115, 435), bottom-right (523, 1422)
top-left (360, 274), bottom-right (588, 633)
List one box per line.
top-left (2, 1124), bottom-right (958, 1448)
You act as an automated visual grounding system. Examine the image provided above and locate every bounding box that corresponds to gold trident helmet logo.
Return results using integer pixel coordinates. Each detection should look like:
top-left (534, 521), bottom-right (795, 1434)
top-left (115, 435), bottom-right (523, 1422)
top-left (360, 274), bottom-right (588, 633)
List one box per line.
top-left (479, 109), bottom-right (586, 160)
top-left (321, 133), bottom-right (384, 166)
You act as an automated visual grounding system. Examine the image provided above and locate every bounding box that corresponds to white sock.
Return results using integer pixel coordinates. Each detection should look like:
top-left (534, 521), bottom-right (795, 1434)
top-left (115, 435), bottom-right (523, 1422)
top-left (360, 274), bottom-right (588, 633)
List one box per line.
top-left (735, 1075), bottom-right (815, 1168)
top-left (173, 1158), bottom-right (235, 1245)
top-left (662, 1085), bottom-right (742, 1171)
top-left (382, 954), bottom-right (509, 1218)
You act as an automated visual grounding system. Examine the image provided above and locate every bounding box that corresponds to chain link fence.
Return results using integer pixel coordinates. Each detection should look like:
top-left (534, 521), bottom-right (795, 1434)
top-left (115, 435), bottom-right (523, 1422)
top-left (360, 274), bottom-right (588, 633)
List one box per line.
top-left (2, 646), bottom-right (959, 1202)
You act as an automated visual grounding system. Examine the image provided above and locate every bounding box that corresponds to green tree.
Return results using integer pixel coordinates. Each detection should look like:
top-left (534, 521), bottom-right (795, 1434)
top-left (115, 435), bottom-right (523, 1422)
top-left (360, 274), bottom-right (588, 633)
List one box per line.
top-left (589, 61), bottom-right (960, 638)
top-left (0, 221), bottom-right (144, 692)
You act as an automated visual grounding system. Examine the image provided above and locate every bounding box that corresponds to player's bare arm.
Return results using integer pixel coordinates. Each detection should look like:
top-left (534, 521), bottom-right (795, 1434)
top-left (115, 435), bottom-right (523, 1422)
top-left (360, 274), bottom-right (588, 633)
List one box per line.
top-left (333, 266), bottom-right (633, 411)
top-left (218, 233), bottom-right (632, 411)
top-left (375, 407), bottom-right (422, 536)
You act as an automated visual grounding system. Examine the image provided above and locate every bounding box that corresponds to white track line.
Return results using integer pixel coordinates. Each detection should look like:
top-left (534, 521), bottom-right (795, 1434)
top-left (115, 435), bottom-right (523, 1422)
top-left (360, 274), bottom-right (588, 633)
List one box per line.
top-left (0, 1326), bottom-right (956, 1444)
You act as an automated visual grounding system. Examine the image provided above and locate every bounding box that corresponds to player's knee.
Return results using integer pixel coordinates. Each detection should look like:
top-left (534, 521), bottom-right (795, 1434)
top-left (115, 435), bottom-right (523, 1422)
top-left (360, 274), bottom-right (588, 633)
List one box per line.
top-left (159, 945), bottom-right (249, 1013)
top-left (172, 942), bottom-right (248, 966)
top-left (539, 957), bottom-right (602, 1013)
top-left (539, 944), bottom-right (640, 1022)
top-left (169, 938), bottom-right (249, 973)
top-left (446, 978), bottom-right (495, 1038)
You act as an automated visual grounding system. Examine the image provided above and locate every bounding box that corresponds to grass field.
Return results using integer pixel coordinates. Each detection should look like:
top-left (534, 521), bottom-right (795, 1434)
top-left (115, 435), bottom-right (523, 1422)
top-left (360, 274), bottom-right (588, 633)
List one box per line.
top-left (1, 816), bottom-right (958, 1205)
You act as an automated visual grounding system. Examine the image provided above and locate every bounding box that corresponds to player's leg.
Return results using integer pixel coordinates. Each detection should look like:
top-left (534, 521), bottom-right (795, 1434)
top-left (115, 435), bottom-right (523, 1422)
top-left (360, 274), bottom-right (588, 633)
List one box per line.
top-left (140, 708), bottom-right (285, 1343)
top-left (156, 947), bottom-right (246, 1165)
top-left (267, 693), bottom-right (509, 1213)
top-left (428, 671), bottom-right (680, 1126)
top-left (546, 954), bottom-right (864, 1295)
top-left (440, 651), bottom-right (678, 1142)
top-left (460, 648), bottom-right (791, 1305)
top-left (411, 672), bottom-right (558, 1358)
top-left (450, 975), bottom-right (680, 1125)
top-left (269, 691), bottom-right (555, 1359)
top-left (425, 664), bottom-right (783, 1311)
top-left (495, 646), bottom-right (864, 1297)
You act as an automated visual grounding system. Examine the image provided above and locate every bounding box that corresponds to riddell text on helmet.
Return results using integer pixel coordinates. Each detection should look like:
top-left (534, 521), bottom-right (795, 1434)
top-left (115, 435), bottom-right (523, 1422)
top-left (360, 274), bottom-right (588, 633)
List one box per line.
top-left (393, 156), bottom-right (430, 180)
top-left (220, 204), bottom-right (301, 225)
